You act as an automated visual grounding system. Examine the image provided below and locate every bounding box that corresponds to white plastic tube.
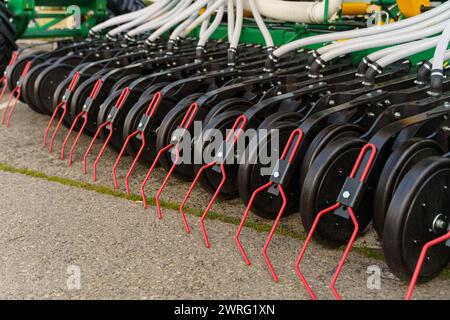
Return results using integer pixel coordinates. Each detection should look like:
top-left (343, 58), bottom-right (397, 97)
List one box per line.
top-left (230, 0), bottom-right (243, 50)
top-left (169, 11), bottom-right (199, 41)
top-left (273, 1), bottom-right (450, 59)
top-left (227, 0), bottom-right (234, 41)
top-left (180, 0), bottom-right (225, 37)
top-left (248, 0), bottom-right (274, 49)
top-left (147, 0), bottom-right (211, 42)
top-left (127, 0), bottom-right (193, 37)
top-left (317, 9), bottom-right (450, 56)
top-left (198, 3), bottom-right (225, 47)
top-left (366, 39), bottom-right (432, 62)
top-left (320, 21), bottom-right (448, 63)
top-left (432, 20), bottom-right (450, 71)
top-left (375, 36), bottom-right (440, 68)
top-left (430, 49), bottom-right (450, 64)
top-left (107, 0), bottom-right (172, 36)
top-left (91, 6), bottom-right (154, 33)
top-left (242, 0), bottom-right (342, 24)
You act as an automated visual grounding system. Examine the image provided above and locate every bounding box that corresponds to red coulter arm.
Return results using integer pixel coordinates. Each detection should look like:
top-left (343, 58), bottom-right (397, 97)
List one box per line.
top-left (179, 115), bottom-right (248, 248)
top-left (295, 143), bottom-right (377, 300)
top-left (235, 128), bottom-right (303, 282)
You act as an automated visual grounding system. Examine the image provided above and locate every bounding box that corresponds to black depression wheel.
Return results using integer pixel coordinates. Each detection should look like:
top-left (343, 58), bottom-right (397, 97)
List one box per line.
top-left (194, 110), bottom-right (245, 199)
top-left (237, 121), bottom-right (300, 219)
top-left (21, 62), bottom-right (52, 114)
top-left (383, 156), bottom-right (450, 281)
top-left (97, 89), bottom-right (142, 152)
top-left (122, 93), bottom-right (178, 163)
top-left (299, 123), bottom-right (364, 186)
top-left (373, 139), bottom-right (443, 238)
top-left (34, 63), bottom-right (73, 115)
top-left (155, 93), bottom-right (208, 180)
top-left (300, 137), bottom-right (378, 246)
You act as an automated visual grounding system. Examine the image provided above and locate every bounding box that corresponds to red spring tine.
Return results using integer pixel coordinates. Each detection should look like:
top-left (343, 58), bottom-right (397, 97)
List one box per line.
top-left (179, 115), bottom-right (248, 248)
top-left (295, 143), bottom-right (377, 300)
top-left (44, 72), bottom-right (81, 150)
top-left (112, 130), bottom-right (139, 189)
top-left (234, 128), bottom-right (303, 279)
top-left (83, 121), bottom-right (109, 174)
top-left (83, 87), bottom-right (130, 181)
top-left (141, 144), bottom-right (174, 211)
top-left (262, 129), bottom-right (303, 282)
top-left (1, 60), bottom-right (32, 127)
top-left (235, 181), bottom-right (273, 265)
top-left (65, 79), bottom-right (103, 166)
top-left (179, 161), bottom-right (217, 247)
top-left (110, 92), bottom-right (161, 192)
top-left (123, 92), bottom-right (162, 195)
top-left (405, 231), bottom-right (450, 300)
top-left (1, 86), bottom-right (20, 125)
top-left (142, 104), bottom-right (198, 208)
top-left (154, 103), bottom-right (198, 229)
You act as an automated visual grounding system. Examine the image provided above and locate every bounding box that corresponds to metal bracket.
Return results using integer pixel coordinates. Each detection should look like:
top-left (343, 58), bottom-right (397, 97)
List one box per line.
top-left (106, 107), bottom-right (120, 123)
top-left (170, 127), bottom-right (188, 145)
top-left (62, 88), bottom-right (72, 102)
top-left (82, 97), bottom-right (95, 113)
top-left (337, 177), bottom-right (366, 210)
top-left (214, 141), bottom-right (235, 166)
top-left (137, 114), bottom-right (152, 133)
top-left (269, 159), bottom-right (292, 187)
top-left (16, 76), bottom-right (24, 87)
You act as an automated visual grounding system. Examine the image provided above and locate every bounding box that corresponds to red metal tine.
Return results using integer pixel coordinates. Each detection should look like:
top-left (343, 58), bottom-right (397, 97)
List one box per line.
top-left (112, 130), bottom-right (139, 189)
top-left (262, 129), bottom-right (303, 282)
top-left (235, 181), bottom-right (273, 266)
top-left (0, 51), bottom-right (19, 102)
top-left (405, 231), bottom-right (450, 300)
top-left (179, 115), bottom-right (248, 248)
top-left (1, 60), bottom-right (32, 127)
top-left (141, 103), bottom-right (198, 232)
top-left (179, 161), bottom-right (217, 247)
top-left (83, 87), bottom-right (130, 181)
top-left (295, 143), bottom-right (377, 300)
top-left (43, 72), bottom-right (81, 150)
top-left (111, 92), bottom-right (162, 193)
top-left (234, 128), bottom-right (303, 280)
top-left (61, 79), bottom-right (102, 165)
top-left (123, 92), bottom-right (162, 195)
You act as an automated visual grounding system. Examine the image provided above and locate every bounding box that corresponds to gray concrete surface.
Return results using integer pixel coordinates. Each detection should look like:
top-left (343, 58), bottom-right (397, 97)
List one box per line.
top-left (0, 102), bottom-right (448, 299)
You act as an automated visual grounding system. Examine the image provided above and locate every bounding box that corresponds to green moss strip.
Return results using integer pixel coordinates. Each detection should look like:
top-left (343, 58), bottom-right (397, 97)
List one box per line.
top-left (0, 161), bottom-right (448, 280)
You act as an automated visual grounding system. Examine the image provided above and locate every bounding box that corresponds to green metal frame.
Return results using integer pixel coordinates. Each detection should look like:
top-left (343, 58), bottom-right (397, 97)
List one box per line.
top-left (6, 0), bottom-right (106, 38)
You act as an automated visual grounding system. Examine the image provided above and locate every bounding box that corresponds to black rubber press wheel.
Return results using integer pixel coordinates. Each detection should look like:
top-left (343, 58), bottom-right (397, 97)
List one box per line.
top-left (383, 156), bottom-right (450, 281)
top-left (300, 138), bottom-right (378, 246)
top-left (373, 139), bottom-right (443, 238)
top-left (237, 121), bottom-right (300, 219)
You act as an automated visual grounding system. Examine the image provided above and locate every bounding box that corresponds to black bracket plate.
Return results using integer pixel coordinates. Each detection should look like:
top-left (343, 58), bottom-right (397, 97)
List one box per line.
top-left (106, 106), bottom-right (121, 123)
top-left (337, 177), bottom-right (366, 210)
top-left (269, 159), bottom-right (293, 187)
top-left (82, 97), bottom-right (95, 113)
top-left (137, 114), bottom-right (152, 133)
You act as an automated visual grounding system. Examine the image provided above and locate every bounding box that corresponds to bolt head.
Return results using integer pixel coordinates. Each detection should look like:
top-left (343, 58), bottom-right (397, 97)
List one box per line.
top-left (342, 191), bottom-right (350, 199)
top-left (273, 171), bottom-right (280, 178)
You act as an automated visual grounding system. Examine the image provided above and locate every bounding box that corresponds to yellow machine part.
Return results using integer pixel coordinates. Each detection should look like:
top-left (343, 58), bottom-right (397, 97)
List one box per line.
top-left (397, 0), bottom-right (430, 17)
top-left (341, 2), bottom-right (370, 15)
